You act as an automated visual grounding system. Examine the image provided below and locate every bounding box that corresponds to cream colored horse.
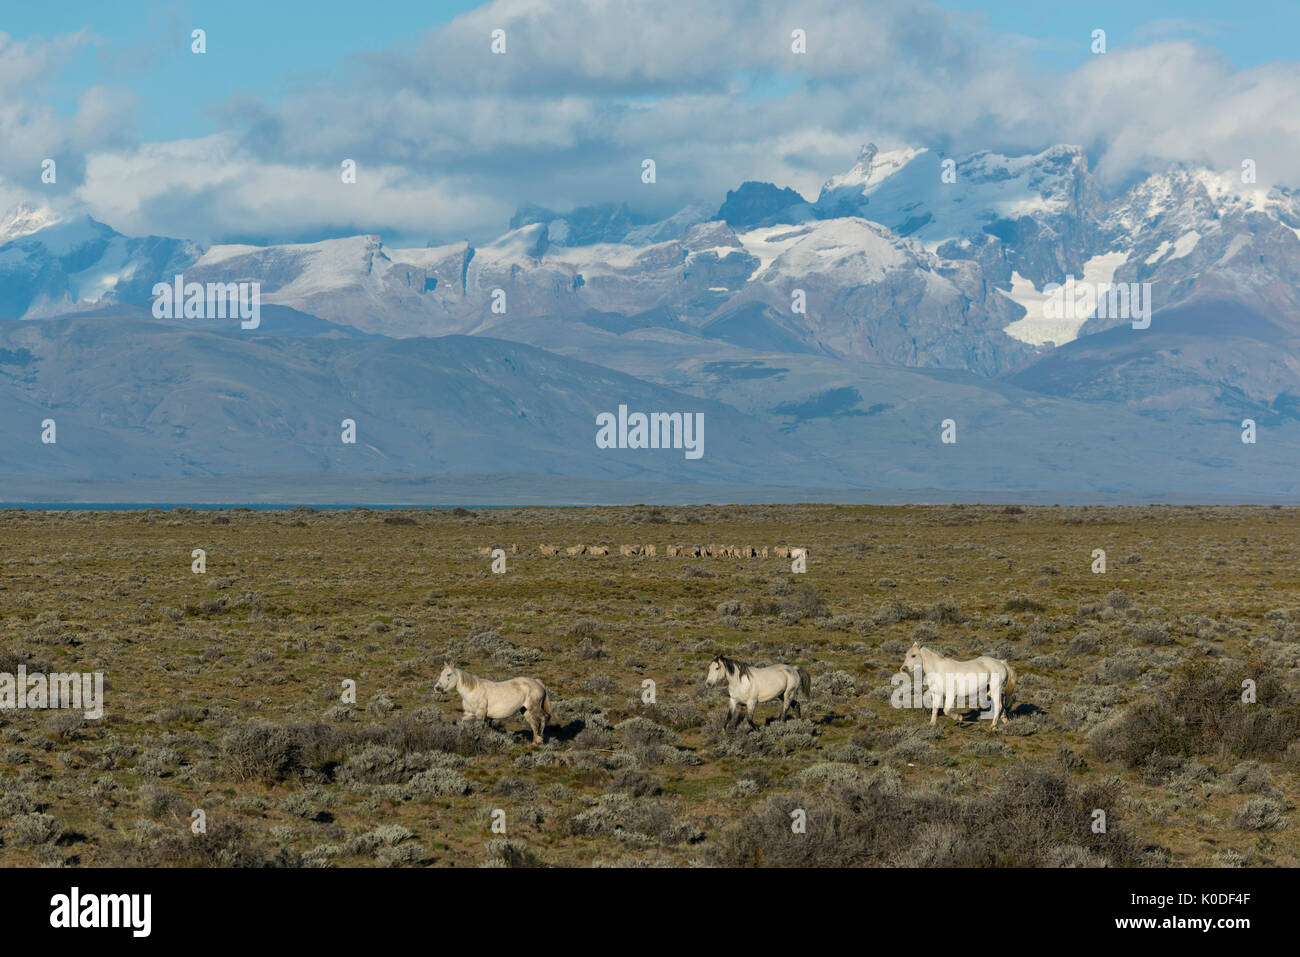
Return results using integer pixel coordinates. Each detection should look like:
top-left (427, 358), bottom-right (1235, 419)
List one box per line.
top-left (899, 643), bottom-right (1015, 729)
top-left (706, 654), bottom-right (811, 729)
top-left (435, 662), bottom-right (552, 745)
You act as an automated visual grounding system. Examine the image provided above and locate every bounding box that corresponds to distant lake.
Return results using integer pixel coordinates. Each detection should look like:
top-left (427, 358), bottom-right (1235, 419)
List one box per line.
top-left (0, 503), bottom-right (511, 511)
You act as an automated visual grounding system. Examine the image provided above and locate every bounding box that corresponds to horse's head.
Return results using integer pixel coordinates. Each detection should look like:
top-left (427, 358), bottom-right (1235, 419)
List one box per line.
top-left (900, 643), bottom-right (924, 675)
top-left (705, 655), bottom-right (727, 687)
top-left (434, 662), bottom-right (458, 693)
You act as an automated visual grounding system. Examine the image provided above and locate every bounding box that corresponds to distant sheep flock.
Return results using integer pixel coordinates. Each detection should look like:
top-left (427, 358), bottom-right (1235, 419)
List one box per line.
top-left (476, 544), bottom-right (808, 558)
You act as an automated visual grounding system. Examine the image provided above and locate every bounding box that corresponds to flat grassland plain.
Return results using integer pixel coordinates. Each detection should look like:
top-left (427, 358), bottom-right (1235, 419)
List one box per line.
top-left (1, 504), bottom-right (1297, 868)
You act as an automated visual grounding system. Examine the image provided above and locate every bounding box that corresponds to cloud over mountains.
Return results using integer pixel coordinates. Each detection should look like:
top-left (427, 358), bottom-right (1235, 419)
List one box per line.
top-left (4, 1), bottom-right (1300, 245)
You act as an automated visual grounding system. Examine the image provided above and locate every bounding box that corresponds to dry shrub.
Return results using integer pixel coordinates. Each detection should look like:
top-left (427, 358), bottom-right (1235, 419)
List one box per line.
top-left (220, 721), bottom-right (347, 783)
top-left (1089, 660), bottom-right (1300, 769)
top-left (709, 767), bottom-right (1146, 867)
top-left (105, 817), bottom-right (287, 867)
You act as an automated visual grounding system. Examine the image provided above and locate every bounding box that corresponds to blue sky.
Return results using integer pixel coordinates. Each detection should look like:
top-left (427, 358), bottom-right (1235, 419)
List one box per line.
top-left (4, 0), bottom-right (482, 140)
top-left (943, 0), bottom-right (1300, 69)
top-left (7, 0), bottom-right (1295, 142)
top-left (3, 0), bottom-right (1299, 245)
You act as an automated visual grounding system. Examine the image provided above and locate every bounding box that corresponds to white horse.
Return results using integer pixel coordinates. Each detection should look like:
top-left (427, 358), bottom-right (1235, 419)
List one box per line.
top-left (434, 662), bottom-right (553, 745)
top-left (899, 643), bottom-right (1016, 729)
top-left (706, 654), bottom-right (811, 729)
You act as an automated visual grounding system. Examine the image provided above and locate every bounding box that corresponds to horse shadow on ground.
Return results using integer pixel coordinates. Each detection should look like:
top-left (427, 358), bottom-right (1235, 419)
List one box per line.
top-left (541, 718), bottom-right (587, 743)
top-left (480, 713), bottom-right (585, 744)
top-left (751, 708), bottom-right (844, 728)
top-left (1007, 701), bottom-right (1046, 719)
top-left (943, 700), bottom-right (1046, 726)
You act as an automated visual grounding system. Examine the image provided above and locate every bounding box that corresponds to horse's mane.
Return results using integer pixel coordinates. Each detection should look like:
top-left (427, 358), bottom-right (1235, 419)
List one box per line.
top-left (715, 655), bottom-right (751, 680)
top-left (451, 666), bottom-right (478, 690)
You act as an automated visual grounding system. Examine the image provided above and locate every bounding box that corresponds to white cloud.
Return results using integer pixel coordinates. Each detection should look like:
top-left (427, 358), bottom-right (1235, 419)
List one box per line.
top-left (4, 2), bottom-right (1300, 244)
top-left (76, 136), bottom-right (508, 245)
top-left (0, 30), bottom-right (136, 185)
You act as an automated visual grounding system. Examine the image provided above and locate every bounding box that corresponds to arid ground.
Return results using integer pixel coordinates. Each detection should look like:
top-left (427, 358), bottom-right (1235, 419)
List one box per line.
top-left (0, 504), bottom-right (1296, 867)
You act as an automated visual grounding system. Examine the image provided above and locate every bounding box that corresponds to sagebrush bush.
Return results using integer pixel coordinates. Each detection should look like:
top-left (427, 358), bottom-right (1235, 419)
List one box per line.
top-left (1089, 660), bottom-right (1300, 769)
top-left (1232, 798), bottom-right (1286, 832)
top-left (8, 813), bottom-right (62, 847)
top-left (709, 767), bottom-right (1146, 867)
top-left (220, 721), bottom-right (346, 782)
top-left (569, 793), bottom-right (699, 845)
top-left (104, 818), bottom-right (286, 868)
top-left (483, 838), bottom-right (540, 867)
top-left (403, 768), bottom-right (473, 798)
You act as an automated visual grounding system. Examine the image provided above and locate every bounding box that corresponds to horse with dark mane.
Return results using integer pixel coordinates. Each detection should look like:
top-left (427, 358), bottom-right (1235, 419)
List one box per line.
top-left (706, 654), bottom-right (811, 728)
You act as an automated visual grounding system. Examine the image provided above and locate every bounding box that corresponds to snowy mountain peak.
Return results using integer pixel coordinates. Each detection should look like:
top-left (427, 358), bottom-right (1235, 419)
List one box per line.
top-left (0, 203), bottom-right (63, 246)
top-left (820, 144), bottom-right (927, 196)
top-left (1113, 165), bottom-right (1291, 227)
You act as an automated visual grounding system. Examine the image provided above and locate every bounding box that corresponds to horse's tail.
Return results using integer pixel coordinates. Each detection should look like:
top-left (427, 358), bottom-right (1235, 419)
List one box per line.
top-left (541, 685), bottom-right (554, 720)
top-left (798, 666), bottom-right (812, 700)
top-left (1002, 663), bottom-right (1016, 700)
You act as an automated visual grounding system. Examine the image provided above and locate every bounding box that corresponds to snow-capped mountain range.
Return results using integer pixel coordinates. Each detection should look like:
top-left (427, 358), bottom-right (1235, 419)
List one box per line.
top-left (2, 144), bottom-right (1298, 500)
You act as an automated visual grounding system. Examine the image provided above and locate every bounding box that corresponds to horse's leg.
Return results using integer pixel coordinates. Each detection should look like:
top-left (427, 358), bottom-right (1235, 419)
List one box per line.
top-left (536, 699), bottom-right (547, 744)
top-left (525, 708), bottom-right (542, 745)
top-left (944, 683), bottom-right (959, 723)
top-left (989, 688), bottom-right (1001, 730)
top-left (790, 697), bottom-right (801, 719)
top-left (727, 698), bottom-right (739, 730)
top-left (746, 695), bottom-right (759, 730)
